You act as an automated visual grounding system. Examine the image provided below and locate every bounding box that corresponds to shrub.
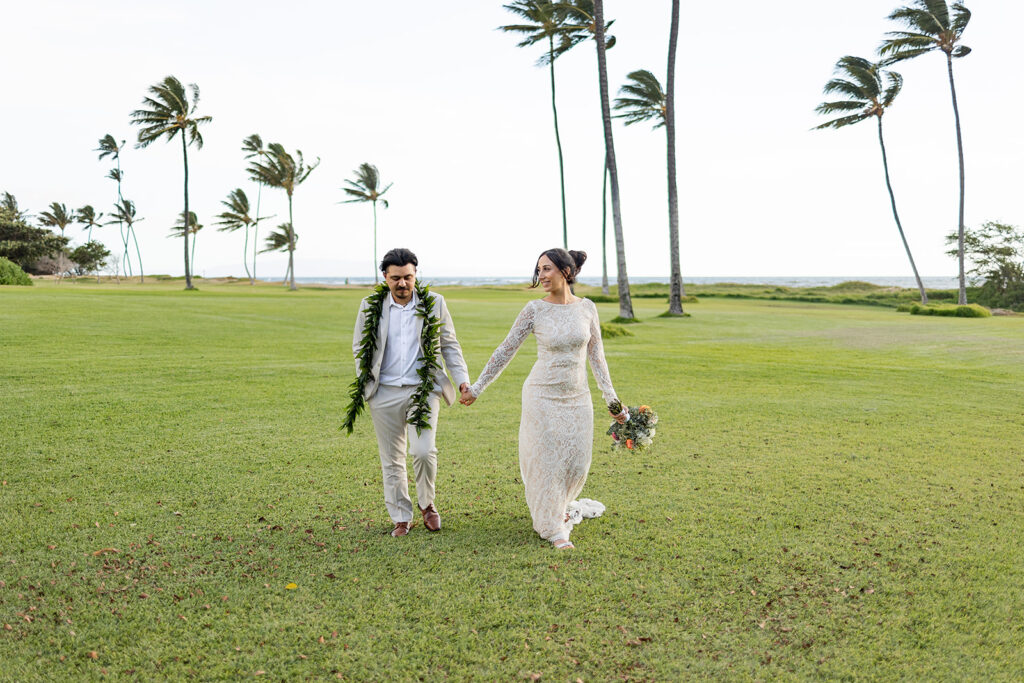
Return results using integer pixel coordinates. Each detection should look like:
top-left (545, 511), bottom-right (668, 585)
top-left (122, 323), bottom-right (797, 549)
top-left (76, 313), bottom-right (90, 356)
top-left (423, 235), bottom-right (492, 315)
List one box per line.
top-left (908, 303), bottom-right (991, 318)
top-left (600, 322), bottom-right (634, 338)
top-left (0, 256), bottom-right (32, 286)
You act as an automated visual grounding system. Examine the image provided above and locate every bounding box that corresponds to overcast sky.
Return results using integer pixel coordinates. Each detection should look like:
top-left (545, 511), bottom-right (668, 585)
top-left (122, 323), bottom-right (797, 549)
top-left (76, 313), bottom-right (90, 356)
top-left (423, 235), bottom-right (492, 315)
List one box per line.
top-left (2, 1), bottom-right (1021, 280)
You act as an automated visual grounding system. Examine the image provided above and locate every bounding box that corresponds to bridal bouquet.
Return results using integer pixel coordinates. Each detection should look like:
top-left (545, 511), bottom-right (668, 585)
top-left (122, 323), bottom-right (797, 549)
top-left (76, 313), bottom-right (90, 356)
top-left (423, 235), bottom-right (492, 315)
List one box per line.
top-left (606, 400), bottom-right (658, 452)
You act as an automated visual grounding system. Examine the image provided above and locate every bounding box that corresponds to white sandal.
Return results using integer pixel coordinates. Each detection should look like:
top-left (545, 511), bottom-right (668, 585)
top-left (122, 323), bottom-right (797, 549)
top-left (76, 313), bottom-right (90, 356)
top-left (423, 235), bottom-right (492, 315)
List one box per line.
top-left (552, 538), bottom-right (575, 550)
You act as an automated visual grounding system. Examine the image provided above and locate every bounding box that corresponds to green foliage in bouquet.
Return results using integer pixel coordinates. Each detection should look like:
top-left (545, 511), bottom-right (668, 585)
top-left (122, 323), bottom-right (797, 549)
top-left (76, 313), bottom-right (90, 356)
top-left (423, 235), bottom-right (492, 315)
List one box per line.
top-left (607, 402), bottom-right (658, 452)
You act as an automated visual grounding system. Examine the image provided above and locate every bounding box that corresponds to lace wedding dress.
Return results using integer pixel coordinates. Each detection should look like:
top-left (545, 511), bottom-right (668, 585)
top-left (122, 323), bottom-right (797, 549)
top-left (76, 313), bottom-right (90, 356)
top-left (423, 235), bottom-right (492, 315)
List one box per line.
top-left (470, 298), bottom-right (619, 543)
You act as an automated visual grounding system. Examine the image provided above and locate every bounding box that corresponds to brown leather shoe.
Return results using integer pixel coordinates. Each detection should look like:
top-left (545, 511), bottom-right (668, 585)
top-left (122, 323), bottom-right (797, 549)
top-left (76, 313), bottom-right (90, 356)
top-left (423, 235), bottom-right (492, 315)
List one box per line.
top-left (391, 521), bottom-right (410, 537)
top-left (419, 504), bottom-right (441, 532)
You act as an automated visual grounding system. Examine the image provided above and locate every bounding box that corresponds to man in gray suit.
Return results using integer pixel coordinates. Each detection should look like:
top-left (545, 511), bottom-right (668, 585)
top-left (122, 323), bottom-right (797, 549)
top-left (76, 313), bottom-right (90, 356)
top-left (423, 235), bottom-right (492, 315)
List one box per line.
top-left (352, 248), bottom-right (471, 537)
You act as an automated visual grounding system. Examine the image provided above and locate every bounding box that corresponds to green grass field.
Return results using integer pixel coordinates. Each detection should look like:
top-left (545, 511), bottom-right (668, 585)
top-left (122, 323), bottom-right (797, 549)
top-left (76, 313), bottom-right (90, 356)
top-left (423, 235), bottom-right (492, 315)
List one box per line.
top-left (2, 280), bottom-right (1023, 680)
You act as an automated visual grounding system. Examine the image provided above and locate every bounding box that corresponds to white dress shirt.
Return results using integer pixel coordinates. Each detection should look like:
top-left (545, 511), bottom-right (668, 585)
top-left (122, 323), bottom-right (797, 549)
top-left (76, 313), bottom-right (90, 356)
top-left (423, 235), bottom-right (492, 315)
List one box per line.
top-left (379, 293), bottom-right (422, 386)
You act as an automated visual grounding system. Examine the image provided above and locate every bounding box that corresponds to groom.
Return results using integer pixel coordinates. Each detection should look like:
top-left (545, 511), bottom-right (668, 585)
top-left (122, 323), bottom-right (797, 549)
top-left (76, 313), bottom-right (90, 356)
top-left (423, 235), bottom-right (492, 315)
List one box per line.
top-left (351, 248), bottom-right (471, 537)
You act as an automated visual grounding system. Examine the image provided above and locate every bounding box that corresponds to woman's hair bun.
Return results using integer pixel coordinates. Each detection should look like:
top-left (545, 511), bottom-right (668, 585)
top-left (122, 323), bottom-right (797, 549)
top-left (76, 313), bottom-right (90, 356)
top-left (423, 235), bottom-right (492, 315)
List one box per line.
top-left (568, 250), bottom-right (587, 271)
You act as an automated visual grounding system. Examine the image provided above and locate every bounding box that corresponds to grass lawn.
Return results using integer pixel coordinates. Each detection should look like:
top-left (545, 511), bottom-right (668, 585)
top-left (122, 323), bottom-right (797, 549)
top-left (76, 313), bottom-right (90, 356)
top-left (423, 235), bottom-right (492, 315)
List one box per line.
top-left (1, 279), bottom-right (1023, 680)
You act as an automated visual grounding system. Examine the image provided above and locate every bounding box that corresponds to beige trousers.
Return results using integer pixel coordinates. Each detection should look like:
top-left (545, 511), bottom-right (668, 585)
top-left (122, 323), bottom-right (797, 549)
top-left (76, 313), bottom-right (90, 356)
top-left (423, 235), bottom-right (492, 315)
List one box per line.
top-left (367, 384), bottom-right (442, 523)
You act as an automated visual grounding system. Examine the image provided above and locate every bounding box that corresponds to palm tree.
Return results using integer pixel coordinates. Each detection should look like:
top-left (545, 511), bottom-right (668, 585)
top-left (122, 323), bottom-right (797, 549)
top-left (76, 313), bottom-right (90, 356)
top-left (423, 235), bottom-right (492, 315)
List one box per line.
top-left (95, 134), bottom-right (142, 281)
top-left (106, 199), bottom-right (142, 279)
top-left (260, 223), bottom-right (297, 285)
top-left (2, 192), bottom-right (25, 219)
top-left (216, 188), bottom-right (270, 284)
top-left (814, 56), bottom-right (928, 305)
top-left (38, 203), bottom-right (74, 244)
top-left (130, 76), bottom-right (212, 290)
top-left (560, 0), bottom-right (616, 292)
top-left (879, 0), bottom-right (971, 305)
top-left (75, 205), bottom-right (104, 243)
top-left (242, 134), bottom-right (270, 283)
top-left (500, 1), bottom-right (578, 248)
top-left (591, 0), bottom-right (633, 320)
top-left (170, 211), bottom-right (202, 275)
top-left (614, 68), bottom-right (687, 315)
top-left (247, 143), bottom-right (318, 291)
top-left (341, 163), bottom-right (392, 283)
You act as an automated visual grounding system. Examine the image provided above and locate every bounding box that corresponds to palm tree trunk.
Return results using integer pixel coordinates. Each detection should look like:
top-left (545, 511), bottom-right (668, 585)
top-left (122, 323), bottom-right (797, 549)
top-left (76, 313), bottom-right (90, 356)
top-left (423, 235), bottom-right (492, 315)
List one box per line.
top-left (115, 160), bottom-right (132, 278)
top-left (665, 0), bottom-right (684, 314)
top-left (373, 200), bottom-right (379, 284)
top-left (601, 160), bottom-right (609, 295)
top-left (877, 116), bottom-right (927, 304)
top-left (946, 53), bottom-right (967, 305)
top-left (182, 135), bottom-right (193, 290)
top-left (191, 227), bottom-right (198, 275)
top-left (130, 224), bottom-right (144, 283)
top-left (120, 221), bottom-right (133, 278)
top-left (287, 195), bottom-right (296, 291)
top-left (593, 0), bottom-right (634, 320)
top-left (242, 226), bottom-right (252, 282)
top-left (549, 34), bottom-right (569, 249)
top-left (252, 183), bottom-right (262, 285)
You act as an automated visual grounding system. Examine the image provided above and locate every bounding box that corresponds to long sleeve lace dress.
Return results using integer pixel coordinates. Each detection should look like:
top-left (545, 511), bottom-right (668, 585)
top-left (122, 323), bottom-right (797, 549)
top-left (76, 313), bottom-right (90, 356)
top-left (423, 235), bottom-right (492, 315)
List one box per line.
top-left (469, 298), bottom-right (618, 543)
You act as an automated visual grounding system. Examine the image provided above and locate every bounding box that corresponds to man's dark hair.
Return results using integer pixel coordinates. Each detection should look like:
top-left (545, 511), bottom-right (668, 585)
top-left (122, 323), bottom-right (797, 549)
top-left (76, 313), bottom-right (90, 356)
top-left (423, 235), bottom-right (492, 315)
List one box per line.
top-left (379, 248), bottom-right (418, 274)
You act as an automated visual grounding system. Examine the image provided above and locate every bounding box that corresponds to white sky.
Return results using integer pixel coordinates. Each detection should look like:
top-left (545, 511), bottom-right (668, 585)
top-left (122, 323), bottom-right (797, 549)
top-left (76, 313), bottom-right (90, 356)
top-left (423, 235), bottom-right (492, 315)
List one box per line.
top-left (2, 1), bottom-right (1021, 279)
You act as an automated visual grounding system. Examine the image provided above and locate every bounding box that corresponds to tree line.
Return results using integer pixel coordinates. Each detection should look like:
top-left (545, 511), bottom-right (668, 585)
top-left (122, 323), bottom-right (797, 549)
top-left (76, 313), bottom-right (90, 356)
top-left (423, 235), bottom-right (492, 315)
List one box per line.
top-left (4, 0), bottom-right (1020, 311)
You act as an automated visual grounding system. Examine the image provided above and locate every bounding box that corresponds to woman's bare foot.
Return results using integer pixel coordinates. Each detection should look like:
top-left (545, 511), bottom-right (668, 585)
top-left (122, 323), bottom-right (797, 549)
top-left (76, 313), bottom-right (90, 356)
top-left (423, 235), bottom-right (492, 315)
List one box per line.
top-left (552, 538), bottom-right (575, 550)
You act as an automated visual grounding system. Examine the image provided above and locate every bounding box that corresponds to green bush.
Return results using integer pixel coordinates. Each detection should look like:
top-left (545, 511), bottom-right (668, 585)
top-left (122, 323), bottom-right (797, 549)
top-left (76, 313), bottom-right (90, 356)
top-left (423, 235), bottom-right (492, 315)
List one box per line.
top-left (600, 322), bottom-right (634, 338)
top-left (0, 256), bottom-right (32, 286)
top-left (908, 303), bottom-right (991, 318)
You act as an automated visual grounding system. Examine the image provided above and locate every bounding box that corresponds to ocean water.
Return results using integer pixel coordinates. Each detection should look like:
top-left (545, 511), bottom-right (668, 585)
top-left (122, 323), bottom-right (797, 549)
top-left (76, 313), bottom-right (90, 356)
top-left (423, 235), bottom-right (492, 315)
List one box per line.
top-left (277, 275), bottom-right (961, 289)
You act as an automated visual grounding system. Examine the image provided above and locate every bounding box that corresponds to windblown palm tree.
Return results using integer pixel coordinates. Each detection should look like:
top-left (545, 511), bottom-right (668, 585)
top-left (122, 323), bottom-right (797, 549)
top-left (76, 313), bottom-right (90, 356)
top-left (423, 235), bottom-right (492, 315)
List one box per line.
top-left (614, 66), bottom-right (686, 314)
top-left (242, 134), bottom-right (269, 283)
top-left (75, 205), bottom-right (104, 243)
top-left (341, 163), bottom-right (392, 283)
top-left (170, 211), bottom-right (202, 275)
top-left (260, 223), bottom-right (297, 285)
top-left (2, 192), bottom-right (25, 219)
top-left (130, 76), bottom-right (212, 290)
top-left (879, 0), bottom-right (971, 304)
top-left (95, 134), bottom-right (142, 280)
top-left (247, 143), bottom-right (318, 291)
top-left (106, 199), bottom-right (143, 279)
top-left (815, 56), bottom-right (928, 304)
top-left (561, 0), bottom-right (616, 291)
top-left (215, 188), bottom-right (269, 284)
top-left (38, 203), bottom-right (74, 244)
top-left (500, 1), bottom-right (578, 248)
top-left (591, 0), bottom-right (633, 319)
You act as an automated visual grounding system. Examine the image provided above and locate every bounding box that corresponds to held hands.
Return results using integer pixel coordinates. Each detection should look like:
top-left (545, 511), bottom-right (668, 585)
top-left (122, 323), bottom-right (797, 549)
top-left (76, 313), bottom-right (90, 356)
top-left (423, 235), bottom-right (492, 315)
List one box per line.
top-left (610, 406), bottom-right (629, 424)
top-left (459, 383), bottom-right (476, 406)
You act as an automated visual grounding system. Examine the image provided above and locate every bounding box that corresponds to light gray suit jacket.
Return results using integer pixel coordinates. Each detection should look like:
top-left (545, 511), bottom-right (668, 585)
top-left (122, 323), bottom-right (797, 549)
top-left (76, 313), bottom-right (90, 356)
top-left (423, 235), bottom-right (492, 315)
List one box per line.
top-left (352, 291), bottom-right (470, 407)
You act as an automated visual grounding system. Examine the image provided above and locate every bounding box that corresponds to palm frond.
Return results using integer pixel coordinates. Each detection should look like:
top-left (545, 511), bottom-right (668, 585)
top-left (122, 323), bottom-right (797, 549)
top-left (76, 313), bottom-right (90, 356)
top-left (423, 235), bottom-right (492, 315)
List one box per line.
top-left (815, 55), bottom-right (900, 128)
top-left (815, 100), bottom-right (870, 115)
top-left (242, 134), bottom-right (264, 158)
top-left (882, 72), bottom-right (904, 108)
top-left (215, 188), bottom-right (253, 231)
top-left (260, 224), bottom-right (296, 253)
top-left (95, 134), bottom-right (123, 161)
top-left (38, 202), bottom-right (73, 229)
top-left (613, 69), bottom-right (665, 128)
top-left (130, 75), bottom-right (210, 149)
top-left (169, 211), bottom-right (201, 238)
top-left (951, 3), bottom-right (971, 33)
top-left (813, 113), bottom-right (872, 130)
top-left (106, 199), bottom-right (137, 226)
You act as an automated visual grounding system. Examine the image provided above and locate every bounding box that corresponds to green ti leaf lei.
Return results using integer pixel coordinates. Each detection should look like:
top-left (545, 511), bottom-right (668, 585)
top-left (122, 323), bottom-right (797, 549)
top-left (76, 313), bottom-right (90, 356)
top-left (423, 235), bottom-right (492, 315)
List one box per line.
top-left (341, 282), bottom-right (442, 436)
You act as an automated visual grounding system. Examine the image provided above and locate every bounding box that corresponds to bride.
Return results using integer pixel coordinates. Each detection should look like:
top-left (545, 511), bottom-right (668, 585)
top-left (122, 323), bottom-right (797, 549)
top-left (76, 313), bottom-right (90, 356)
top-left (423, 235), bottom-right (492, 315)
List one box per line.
top-left (461, 248), bottom-right (627, 549)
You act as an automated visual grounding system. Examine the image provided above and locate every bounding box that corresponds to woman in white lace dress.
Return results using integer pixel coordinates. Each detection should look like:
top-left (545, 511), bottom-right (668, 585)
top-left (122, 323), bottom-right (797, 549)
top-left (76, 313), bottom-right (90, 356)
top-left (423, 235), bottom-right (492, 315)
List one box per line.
top-left (462, 249), bottom-right (627, 550)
